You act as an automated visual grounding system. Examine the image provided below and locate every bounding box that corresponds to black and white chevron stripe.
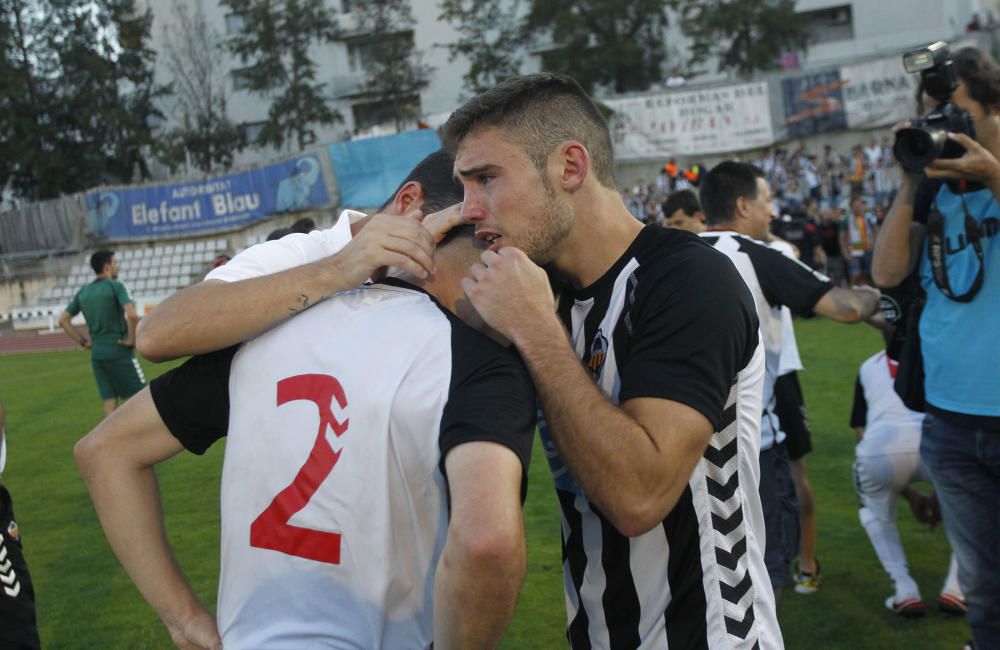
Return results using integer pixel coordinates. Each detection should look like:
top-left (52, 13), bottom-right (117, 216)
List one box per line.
top-left (0, 535), bottom-right (21, 598)
top-left (703, 387), bottom-right (759, 649)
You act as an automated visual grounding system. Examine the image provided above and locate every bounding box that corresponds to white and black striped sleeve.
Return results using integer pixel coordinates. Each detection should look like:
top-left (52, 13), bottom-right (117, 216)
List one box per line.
top-left (618, 246), bottom-right (759, 430)
top-left (740, 238), bottom-right (833, 316)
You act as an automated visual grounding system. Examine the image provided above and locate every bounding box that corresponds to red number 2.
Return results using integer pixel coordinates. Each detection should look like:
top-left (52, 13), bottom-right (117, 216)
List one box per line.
top-left (249, 374), bottom-right (349, 564)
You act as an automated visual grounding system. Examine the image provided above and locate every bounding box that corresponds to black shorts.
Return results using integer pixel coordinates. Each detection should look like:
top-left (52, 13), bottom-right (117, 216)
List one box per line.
top-left (774, 371), bottom-right (812, 461)
top-left (0, 483), bottom-right (40, 649)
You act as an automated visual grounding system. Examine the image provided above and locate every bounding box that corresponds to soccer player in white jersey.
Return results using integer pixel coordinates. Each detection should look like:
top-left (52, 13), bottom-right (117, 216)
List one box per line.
top-left (696, 161), bottom-right (881, 603)
top-left (77, 152), bottom-right (535, 649)
top-left (447, 75), bottom-right (780, 649)
top-left (851, 345), bottom-right (965, 618)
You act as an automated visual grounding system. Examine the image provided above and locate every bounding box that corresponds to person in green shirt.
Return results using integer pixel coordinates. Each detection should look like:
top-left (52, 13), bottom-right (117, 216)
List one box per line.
top-left (59, 250), bottom-right (145, 418)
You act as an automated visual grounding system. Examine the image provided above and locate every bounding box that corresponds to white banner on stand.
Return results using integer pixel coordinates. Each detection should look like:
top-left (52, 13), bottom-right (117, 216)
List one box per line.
top-left (841, 56), bottom-right (918, 129)
top-left (605, 82), bottom-right (774, 159)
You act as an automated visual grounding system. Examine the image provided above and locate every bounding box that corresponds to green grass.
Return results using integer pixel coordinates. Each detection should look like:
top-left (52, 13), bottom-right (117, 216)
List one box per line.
top-left (0, 321), bottom-right (970, 648)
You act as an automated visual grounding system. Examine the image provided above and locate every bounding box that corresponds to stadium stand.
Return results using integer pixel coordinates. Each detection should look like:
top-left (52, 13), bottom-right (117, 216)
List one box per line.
top-left (7, 238), bottom-right (231, 332)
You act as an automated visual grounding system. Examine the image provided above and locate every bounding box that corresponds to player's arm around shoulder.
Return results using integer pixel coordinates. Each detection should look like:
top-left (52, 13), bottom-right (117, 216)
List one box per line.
top-left (434, 441), bottom-right (526, 650)
top-left (136, 211), bottom-right (437, 362)
top-left (74, 388), bottom-right (221, 650)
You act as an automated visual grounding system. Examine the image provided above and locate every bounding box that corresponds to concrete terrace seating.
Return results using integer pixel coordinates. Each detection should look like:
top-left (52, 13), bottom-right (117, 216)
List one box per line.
top-left (34, 237), bottom-right (230, 306)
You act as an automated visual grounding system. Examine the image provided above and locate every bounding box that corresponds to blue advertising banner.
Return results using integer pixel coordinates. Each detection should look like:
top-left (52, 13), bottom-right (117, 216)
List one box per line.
top-left (781, 70), bottom-right (848, 139)
top-left (328, 129), bottom-right (442, 208)
top-left (85, 154), bottom-right (330, 239)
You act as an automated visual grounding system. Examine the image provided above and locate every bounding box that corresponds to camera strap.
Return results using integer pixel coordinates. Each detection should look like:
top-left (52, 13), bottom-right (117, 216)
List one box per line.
top-left (927, 182), bottom-right (985, 302)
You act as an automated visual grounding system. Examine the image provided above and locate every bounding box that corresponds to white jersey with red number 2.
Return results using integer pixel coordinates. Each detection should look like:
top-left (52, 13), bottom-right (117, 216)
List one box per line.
top-left (215, 280), bottom-right (533, 649)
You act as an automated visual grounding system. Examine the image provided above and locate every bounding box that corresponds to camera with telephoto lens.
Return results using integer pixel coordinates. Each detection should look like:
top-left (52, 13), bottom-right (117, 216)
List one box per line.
top-left (893, 42), bottom-right (977, 175)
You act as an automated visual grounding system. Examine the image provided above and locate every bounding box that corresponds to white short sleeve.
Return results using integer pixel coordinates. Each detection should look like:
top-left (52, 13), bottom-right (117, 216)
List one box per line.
top-left (0, 430), bottom-right (6, 475)
top-left (206, 210), bottom-right (366, 283)
top-left (769, 240), bottom-right (805, 375)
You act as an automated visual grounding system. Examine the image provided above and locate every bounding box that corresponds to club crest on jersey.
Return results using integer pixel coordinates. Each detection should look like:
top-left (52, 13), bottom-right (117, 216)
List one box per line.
top-left (6, 520), bottom-right (19, 543)
top-left (587, 330), bottom-right (609, 380)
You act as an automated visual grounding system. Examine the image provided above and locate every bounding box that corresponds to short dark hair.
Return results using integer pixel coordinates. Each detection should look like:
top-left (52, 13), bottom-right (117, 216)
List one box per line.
top-left (441, 73), bottom-right (616, 189)
top-left (955, 47), bottom-right (1000, 109)
top-left (661, 189), bottom-right (701, 218)
top-left (90, 250), bottom-right (114, 274)
top-left (266, 227), bottom-right (293, 241)
top-left (380, 149), bottom-right (463, 214)
top-left (290, 217), bottom-right (316, 233)
top-left (699, 161), bottom-right (765, 225)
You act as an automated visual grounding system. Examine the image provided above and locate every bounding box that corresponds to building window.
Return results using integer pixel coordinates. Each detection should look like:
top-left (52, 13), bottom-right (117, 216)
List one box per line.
top-left (347, 32), bottom-right (414, 73)
top-left (799, 4), bottom-right (853, 44)
top-left (341, 0), bottom-right (354, 12)
top-left (243, 121), bottom-right (266, 144)
top-left (225, 13), bottom-right (247, 36)
top-left (232, 68), bottom-right (254, 91)
top-left (351, 95), bottom-right (421, 130)
top-left (347, 41), bottom-right (374, 73)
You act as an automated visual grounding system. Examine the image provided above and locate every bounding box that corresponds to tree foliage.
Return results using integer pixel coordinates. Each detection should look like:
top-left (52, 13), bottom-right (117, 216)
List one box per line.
top-left (438, 0), bottom-right (524, 95)
top-left (353, 0), bottom-right (433, 130)
top-left (671, 0), bottom-right (812, 77)
top-left (157, 0), bottom-right (243, 173)
top-left (524, 0), bottom-right (670, 94)
top-left (0, 0), bottom-right (165, 203)
top-left (222, 0), bottom-right (341, 151)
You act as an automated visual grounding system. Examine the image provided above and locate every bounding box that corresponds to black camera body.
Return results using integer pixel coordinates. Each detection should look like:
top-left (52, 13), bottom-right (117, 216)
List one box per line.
top-left (894, 42), bottom-right (977, 175)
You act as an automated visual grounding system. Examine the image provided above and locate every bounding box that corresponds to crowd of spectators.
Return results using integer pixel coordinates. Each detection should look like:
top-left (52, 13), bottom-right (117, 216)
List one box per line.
top-left (624, 138), bottom-right (902, 287)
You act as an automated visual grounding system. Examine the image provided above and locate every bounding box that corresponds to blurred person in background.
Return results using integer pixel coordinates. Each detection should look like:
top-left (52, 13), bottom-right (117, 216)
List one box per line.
top-left (59, 251), bottom-right (144, 418)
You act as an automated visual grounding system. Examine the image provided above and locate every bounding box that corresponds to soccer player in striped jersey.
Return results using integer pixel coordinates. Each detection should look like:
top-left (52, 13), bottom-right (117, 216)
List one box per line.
top-left (696, 161), bottom-right (881, 603)
top-left (448, 74), bottom-right (781, 649)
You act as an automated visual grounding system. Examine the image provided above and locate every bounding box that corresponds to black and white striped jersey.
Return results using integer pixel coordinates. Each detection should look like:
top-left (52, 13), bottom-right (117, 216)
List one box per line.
top-left (543, 225), bottom-right (782, 649)
top-left (699, 232), bottom-right (833, 451)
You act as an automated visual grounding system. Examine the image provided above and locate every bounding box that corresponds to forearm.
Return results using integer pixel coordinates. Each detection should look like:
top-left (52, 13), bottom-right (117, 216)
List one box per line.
top-left (512, 317), bottom-right (688, 536)
top-left (871, 177), bottom-right (918, 287)
top-left (59, 315), bottom-right (86, 345)
top-left (124, 315), bottom-right (138, 345)
top-left (433, 534), bottom-right (524, 650)
top-left (137, 259), bottom-right (346, 361)
top-left (77, 453), bottom-right (208, 629)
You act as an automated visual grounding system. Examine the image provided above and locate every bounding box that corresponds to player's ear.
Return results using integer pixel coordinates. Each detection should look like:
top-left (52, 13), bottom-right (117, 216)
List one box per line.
top-left (392, 181), bottom-right (425, 215)
top-left (735, 195), bottom-right (750, 220)
top-left (555, 141), bottom-right (589, 193)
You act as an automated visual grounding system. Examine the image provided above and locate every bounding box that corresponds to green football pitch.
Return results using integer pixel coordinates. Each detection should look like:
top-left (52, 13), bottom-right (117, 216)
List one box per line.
top-left (0, 319), bottom-right (970, 648)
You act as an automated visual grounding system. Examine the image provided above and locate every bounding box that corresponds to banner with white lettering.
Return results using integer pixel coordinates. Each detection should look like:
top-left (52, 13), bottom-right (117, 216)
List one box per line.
top-left (841, 56), bottom-right (918, 129)
top-left (85, 154), bottom-right (330, 239)
top-left (604, 82), bottom-right (775, 159)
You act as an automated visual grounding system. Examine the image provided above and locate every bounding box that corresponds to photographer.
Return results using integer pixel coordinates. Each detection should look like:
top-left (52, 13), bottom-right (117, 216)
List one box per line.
top-left (872, 45), bottom-right (1000, 650)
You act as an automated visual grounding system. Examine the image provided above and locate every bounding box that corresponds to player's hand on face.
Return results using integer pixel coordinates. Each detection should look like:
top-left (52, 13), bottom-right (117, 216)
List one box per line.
top-left (460, 247), bottom-right (555, 341)
top-left (926, 132), bottom-right (1000, 184)
top-left (166, 610), bottom-right (223, 650)
top-left (421, 202), bottom-right (463, 244)
top-left (331, 209), bottom-right (435, 285)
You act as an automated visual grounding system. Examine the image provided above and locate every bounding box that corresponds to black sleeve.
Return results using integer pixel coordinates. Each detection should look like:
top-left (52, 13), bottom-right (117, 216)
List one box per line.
top-left (439, 338), bottom-right (536, 503)
top-left (849, 375), bottom-right (867, 428)
top-left (148, 345), bottom-right (238, 454)
top-left (912, 178), bottom-right (942, 225)
top-left (618, 246), bottom-right (760, 430)
top-left (742, 239), bottom-right (833, 316)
